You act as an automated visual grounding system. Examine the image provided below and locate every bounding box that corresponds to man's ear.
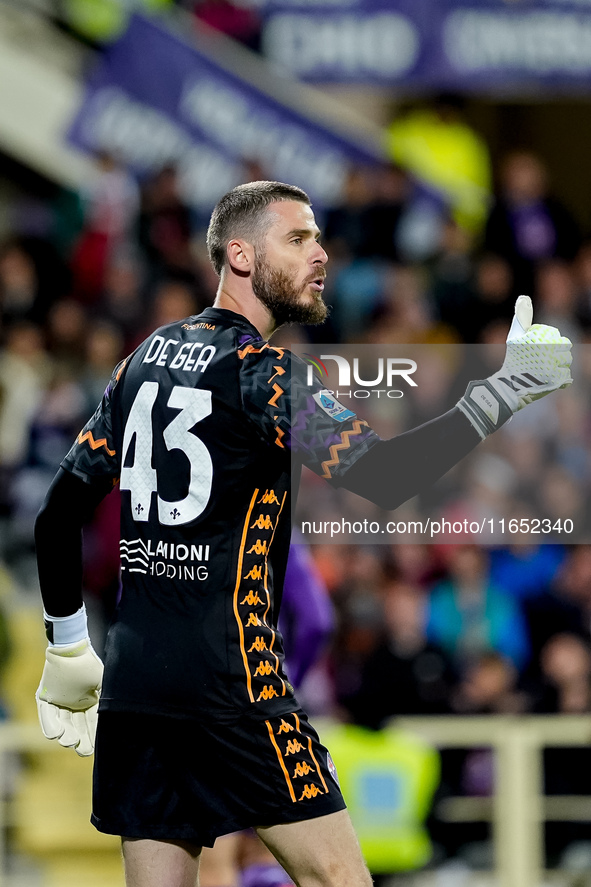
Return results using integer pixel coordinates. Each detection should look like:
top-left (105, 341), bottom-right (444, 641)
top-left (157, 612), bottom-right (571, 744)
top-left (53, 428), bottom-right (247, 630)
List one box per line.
top-left (227, 239), bottom-right (254, 273)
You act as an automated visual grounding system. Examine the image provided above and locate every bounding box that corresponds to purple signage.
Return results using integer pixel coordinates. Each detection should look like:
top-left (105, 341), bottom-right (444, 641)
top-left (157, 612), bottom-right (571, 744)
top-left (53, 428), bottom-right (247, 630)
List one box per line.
top-left (260, 0), bottom-right (591, 87)
top-left (68, 15), bottom-right (384, 212)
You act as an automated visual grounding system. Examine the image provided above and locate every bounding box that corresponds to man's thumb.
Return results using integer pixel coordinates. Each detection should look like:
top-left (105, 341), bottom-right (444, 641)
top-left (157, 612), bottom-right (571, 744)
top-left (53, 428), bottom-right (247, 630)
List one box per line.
top-left (507, 295), bottom-right (533, 342)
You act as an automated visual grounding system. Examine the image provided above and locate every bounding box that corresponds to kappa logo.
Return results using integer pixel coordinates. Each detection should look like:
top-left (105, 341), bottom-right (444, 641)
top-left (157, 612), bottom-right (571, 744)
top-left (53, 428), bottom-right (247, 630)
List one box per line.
top-left (247, 539), bottom-right (268, 555)
top-left (240, 590), bottom-right (264, 606)
top-left (251, 515), bottom-right (273, 530)
top-left (257, 685), bottom-right (279, 701)
top-left (293, 762), bottom-right (316, 778)
top-left (258, 490), bottom-right (280, 505)
top-left (243, 565), bottom-right (263, 582)
top-left (285, 739), bottom-right (304, 755)
top-left (277, 719), bottom-right (294, 735)
top-left (254, 660), bottom-right (275, 677)
top-left (299, 784), bottom-right (324, 800)
top-left (248, 637), bottom-right (268, 652)
top-left (246, 613), bottom-right (263, 627)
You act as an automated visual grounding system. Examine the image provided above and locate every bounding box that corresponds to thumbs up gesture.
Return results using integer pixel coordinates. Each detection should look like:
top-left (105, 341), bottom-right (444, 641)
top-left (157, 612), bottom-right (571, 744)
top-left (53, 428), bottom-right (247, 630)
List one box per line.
top-left (457, 296), bottom-right (573, 439)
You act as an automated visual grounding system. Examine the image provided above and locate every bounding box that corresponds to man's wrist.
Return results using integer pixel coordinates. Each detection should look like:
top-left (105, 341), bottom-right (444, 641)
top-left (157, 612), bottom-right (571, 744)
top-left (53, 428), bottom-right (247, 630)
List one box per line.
top-left (43, 605), bottom-right (89, 646)
top-left (457, 378), bottom-right (516, 440)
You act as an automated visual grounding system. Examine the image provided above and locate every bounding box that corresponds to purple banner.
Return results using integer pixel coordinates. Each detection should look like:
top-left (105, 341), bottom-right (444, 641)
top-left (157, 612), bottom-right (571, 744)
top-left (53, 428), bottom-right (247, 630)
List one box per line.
top-left (260, 0), bottom-right (591, 87)
top-left (67, 15), bottom-right (383, 212)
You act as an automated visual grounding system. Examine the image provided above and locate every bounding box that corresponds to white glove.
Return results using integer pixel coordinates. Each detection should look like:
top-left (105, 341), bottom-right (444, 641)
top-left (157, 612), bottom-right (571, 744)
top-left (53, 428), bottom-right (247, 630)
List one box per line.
top-left (36, 636), bottom-right (103, 757)
top-left (458, 295), bottom-right (573, 439)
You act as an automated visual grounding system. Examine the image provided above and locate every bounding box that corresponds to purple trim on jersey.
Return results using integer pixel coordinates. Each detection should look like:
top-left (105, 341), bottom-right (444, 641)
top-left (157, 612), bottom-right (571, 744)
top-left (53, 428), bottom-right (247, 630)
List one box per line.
top-left (291, 394), bottom-right (320, 438)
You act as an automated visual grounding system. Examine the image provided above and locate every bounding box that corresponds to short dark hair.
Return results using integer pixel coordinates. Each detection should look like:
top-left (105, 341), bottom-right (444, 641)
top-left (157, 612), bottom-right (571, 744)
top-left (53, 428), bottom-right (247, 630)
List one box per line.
top-left (206, 181), bottom-right (311, 276)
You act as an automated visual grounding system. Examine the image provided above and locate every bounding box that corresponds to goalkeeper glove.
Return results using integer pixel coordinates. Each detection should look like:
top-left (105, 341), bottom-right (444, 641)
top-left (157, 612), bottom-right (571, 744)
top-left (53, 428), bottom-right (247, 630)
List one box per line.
top-left (35, 605), bottom-right (103, 757)
top-left (457, 295), bottom-right (573, 439)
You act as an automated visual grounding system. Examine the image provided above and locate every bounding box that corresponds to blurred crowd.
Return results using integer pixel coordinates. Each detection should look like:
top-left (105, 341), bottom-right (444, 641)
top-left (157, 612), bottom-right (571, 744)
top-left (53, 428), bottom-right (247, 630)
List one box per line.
top-left (2, 109), bottom-right (591, 870)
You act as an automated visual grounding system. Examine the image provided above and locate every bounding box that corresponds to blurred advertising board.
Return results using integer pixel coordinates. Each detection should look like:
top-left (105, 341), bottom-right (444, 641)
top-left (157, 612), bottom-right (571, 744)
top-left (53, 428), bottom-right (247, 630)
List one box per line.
top-left (67, 14), bottom-right (383, 214)
top-left (260, 0), bottom-right (591, 87)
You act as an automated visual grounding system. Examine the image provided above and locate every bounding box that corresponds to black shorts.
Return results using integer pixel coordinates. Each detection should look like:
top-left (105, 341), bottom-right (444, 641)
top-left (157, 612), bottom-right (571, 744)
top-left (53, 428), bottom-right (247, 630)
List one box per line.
top-left (91, 709), bottom-right (346, 847)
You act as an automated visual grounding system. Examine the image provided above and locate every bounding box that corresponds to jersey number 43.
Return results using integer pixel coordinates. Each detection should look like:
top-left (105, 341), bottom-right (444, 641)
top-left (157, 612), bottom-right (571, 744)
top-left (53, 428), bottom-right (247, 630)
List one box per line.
top-left (120, 381), bottom-right (213, 526)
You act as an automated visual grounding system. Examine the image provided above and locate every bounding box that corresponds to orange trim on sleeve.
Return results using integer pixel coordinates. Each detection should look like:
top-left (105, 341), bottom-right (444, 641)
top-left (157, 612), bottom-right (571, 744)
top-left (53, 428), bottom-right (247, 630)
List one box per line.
top-left (268, 383), bottom-right (284, 409)
top-left (237, 343), bottom-right (285, 361)
top-left (115, 358), bottom-right (128, 382)
top-left (268, 365), bottom-right (286, 383)
top-left (320, 420), bottom-right (368, 479)
top-left (274, 427), bottom-right (285, 449)
top-left (76, 430), bottom-right (116, 457)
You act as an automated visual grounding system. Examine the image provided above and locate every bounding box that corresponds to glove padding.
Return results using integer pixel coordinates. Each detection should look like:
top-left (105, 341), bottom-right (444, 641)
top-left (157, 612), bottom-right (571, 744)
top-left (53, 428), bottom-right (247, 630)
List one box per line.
top-left (458, 295), bottom-right (573, 439)
top-left (36, 639), bottom-right (103, 757)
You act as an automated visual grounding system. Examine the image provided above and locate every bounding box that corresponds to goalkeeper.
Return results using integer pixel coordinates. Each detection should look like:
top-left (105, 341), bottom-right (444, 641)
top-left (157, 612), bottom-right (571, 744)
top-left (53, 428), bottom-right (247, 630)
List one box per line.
top-left (34, 181), bottom-right (571, 887)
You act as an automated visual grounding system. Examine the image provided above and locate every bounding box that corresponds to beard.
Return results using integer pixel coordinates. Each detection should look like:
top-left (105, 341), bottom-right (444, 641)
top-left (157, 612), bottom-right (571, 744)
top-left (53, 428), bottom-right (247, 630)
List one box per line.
top-left (252, 254), bottom-right (328, 326)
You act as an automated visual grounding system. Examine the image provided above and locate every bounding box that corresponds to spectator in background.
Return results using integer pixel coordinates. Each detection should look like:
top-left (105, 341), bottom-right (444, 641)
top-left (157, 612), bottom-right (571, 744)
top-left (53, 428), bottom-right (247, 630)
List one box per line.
top-left (365, 265), bottom-right (453, 346)
top-left (428, 218), bottom-right (476, 342)
top-left (323, 166), bottom-right (374, 262)
top-left (534, 259), bottom-right (582, 343)
top-left (534, 633), bottom-right (591, 715)
top-left (450, 653), bottom-right (526, 818)
top-left (484, 150), bottom-right (581, 296)
top-left (130, 278), bottom-right (200, 350)
top-left (426, 545), bottom-right (530, 673)
top-left (99, 249), bottom-right (146, 351)
top-left (0, 323), bottom-right (49, 521)
top-left (45, 299), bottom-right (88, 377)
top-left (71, 151), bottom-right (139, 302)
top-left (453, 652), bottom-right (525, 717)
top-left (489, 544), bottom-right (567, 605)
top-left (574, 240), bottom-right (591, 333)
top-left (323, 162), bottom-right (445, 267)
top-left (138, 165), bottom-right (198, 283)
top-left (470, 254), bottom-right (516, 341)
top-left (0, 241), bottom-right (40, 329)
top-left (363, 164), bottom-right (448, 266)
top-left (0, 237), bottom-right (69, 330)
top-left (341, 580), bottom-right (456, 729)
top-left (80, 320), bottom-right (125, 418)
top-left (321, 167), bottom-right (382, 340)
top-left (533, 632), bottom-right (591, 865)
top-left (386, 94), bottom-right (492, 236)
top-left (426, 221), bottom-right (521, 344)
top-left (520, 548), bottom-right (591, 673)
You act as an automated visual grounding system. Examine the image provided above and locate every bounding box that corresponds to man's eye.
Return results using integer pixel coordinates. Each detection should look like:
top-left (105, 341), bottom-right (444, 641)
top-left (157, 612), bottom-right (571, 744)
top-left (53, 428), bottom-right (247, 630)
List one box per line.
top-left (292, 237), bottom-right (303, 245)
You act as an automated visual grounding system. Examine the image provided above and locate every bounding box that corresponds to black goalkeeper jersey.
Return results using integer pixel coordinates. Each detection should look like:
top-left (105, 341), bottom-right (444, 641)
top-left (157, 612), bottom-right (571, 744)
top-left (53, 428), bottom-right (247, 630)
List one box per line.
top-left (61, 308), bottom-right (379, 722)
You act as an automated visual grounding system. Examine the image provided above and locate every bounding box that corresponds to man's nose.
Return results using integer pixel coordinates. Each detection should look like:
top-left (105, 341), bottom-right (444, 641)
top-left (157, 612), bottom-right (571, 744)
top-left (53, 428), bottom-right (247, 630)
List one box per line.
top-left (312, 243), bottom-right (329, 265)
